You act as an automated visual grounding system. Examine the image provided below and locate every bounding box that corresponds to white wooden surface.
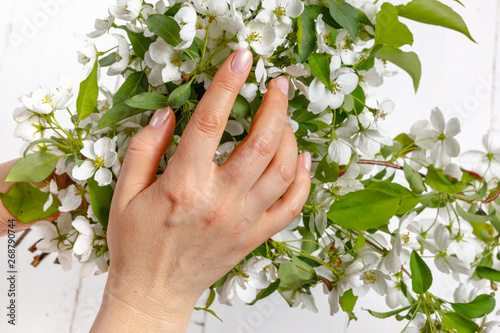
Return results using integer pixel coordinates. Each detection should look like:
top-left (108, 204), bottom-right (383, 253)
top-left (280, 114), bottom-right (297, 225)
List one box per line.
top-left (0, 1), bottom-right (499, 332)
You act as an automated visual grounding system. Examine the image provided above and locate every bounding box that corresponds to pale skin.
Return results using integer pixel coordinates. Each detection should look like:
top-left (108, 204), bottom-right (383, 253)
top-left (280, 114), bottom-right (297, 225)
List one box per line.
top-left (0, 49), bottom-right (312, 331)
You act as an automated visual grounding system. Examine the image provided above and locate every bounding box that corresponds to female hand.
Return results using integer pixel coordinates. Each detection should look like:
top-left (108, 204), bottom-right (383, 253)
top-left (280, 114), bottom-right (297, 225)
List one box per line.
top-left (91, 49), bottom-right (311, 332)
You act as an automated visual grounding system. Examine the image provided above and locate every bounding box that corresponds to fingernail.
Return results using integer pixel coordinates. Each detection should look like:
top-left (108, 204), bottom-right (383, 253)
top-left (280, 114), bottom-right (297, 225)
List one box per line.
top-left (303, 152), bottom-right (311, 172)
top-left (149, 107), bottom-right (171, 127)
top-left (276, 76), bottom-right (289, 96)
top-left (231, 49), bottom-right (253, 74)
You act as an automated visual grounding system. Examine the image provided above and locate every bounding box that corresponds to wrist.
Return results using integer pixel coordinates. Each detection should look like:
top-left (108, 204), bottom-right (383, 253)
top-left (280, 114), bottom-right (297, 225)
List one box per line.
top-left (91, 269), bottom-right (196, 332)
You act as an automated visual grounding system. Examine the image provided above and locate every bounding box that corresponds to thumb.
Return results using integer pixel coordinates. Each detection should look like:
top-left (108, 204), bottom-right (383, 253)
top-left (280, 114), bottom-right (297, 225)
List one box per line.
top-left (114, 107), bottom-right (175, 206)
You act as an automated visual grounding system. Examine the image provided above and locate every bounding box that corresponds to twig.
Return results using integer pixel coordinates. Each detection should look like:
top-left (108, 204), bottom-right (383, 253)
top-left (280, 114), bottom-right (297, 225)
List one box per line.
top-left (14, 229), bottom-right (31, 248)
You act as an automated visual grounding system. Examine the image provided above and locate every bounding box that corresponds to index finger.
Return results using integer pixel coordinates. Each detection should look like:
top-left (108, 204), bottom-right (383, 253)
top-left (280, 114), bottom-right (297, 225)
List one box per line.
top-left (170, 49), bottom-right (253, 175)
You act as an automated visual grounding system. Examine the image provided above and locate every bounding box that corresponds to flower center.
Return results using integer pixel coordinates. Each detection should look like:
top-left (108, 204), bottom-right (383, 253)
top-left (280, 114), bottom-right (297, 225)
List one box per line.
top-left (93, 155), bottom-right (105, 168)
top-left (402, 232), bottom-right (410, 244)
top-left (214, 35), bottom-right (228, 47)
top-left (437, 132), bottom-right (446, 141)
top-left (247, 31), bottom-right (262, 44)
top-left (170, 53), bottom-right (183, 67)
top-left (273, 5), bottom-right (286, 18)
top-left (363, 270), bottom-right (376, 285)
top-left (331, 81), bottom-right (342, 94)
top-left (43, 94), bottom-right (54, 107)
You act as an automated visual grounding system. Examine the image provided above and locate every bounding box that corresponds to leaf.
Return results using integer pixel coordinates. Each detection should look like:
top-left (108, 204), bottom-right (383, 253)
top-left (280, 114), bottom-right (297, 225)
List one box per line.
top-left (410, 250), bottom-right (433, 294)
top-left (352, 232), bottom-right (365, 251)
top-left (249, 280), bottom-right (280, 305)
top-left (206, 288), bottom-right (216, 308)
top-left (145, 14), bottom-right (181, 46)
top-left (366, 305), bottom-right (412, 319)
top-left (455, 204), bottom-right (491, 223)
top-left (125, 92), bottom-right (170, 110)
top-left (451, 294), bottom-right (496, 319)
top-left (375, 45), bottom-right (421, 92)
top-left (315, 157), bottom-right (340, 183)
top-left (232, 95), bottom-right (251, 118)
top-left (168, 82), bottom-right (192, 109)
top-left (340, 289), bottom-right (358, 313)
top-left (76, 60), bottom-right (99, 121)
top-left (0, 183), bottom-right (59, 223)
top-left (98, 102), bottom-right (144, 129)
top-left (476, 266), bottom-right (500, 282)
top-left (6, 152), bottom-right (59, 183)
top-left (164, 2), bottom-right (182, 16)
top-left (398, 0), bottom-right (475, 42)
top-left (99, 53), bottom-right (117, 67)
top-left (294, 6), bottom-right (318, 63)
top-left (301, 229), bottom-right (318, 254)
top-left (121, 27), bottom-right (153, 59)
top-left (425, 165), bottom-right (469, 194)
top-left (375, 3), bottom-right (413, 47)
top-left (403, 162), bottom-right (426, 194)
top-left (309, 53), bottom-right (333, 92)
top-left (442, 312), bottom-right (480, 333)
top-left (193, 307), bottom-right (223, 322)
top-left (328, 188), bottom-right (401, 231)
top-left (113, 71), bottom-right (149, 105)
top-left (87, 177), bottom-right (114, 230)
top-left (327, 0), bottom-right (359, 39)
top-left (278, 256), bottom-right (313, 289)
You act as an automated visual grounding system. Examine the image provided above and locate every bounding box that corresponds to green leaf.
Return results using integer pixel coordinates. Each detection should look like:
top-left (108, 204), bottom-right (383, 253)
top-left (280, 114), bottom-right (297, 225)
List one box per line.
top-left (410, 250), bottom-right (433, 294)
top-left (442, 312), bottom-right (479, 333)
top-left (327, 0), bottom-right (359, 39)
top-left (328, 188), bottom-right (400, 231)
top-left (76, 60), bottom-right (99, 121)
top-left (249, 280), bottom-right (280, 305)
top-left (476, 266), bottom-right (500, 282)
top-left (98, 102), bottom-right (144, 129)
top-left (122, 27), bottom-right (153, 59)
top-left (425, 165), bottom-right (469, 194)
top-left (340, 289), bottom-right (358, 313)
top-left (309, 53), bottom-right (333, 92)
top-left (278, 256), bottom-right (313, 289)
top-left (367, 305), bottom-right (412, 319)
top-left (114, 71), bottom-right (149, 105)
top-left (193, 307), bottom-right (223, 322)
top-left (145, 14), bottom-right (181, 46)
top-left (164, 2), bottom-right (182, 16)
top-left (403, 162), bottom-right (426, 194)
top-left (294, 6), bottom-right (318, 63)
top-left (6, 152), bottom-right (59, 183)
top-left (98, 53), bottom-right (117, 67)
top-left (125, 92), bottom-right (170, 110)
top-left (168, 82), bottom-right (192, 109)
top-left (87, 177), bottom-right (114, 229)
top-left (315, 157), bottom-right (340, 183)
top-left (375, 45), bottom-right (421, 91)
top-left (352, 232), bottom-right (365, 251)
top-left (0, 183), bottom-right (59, 223)
top-left (232, 95), bottom-right (251, 118)
top-left (206, 288), bottom-right (216, 308)
top-left (451, 294), bottom-right (496, 319)
top-left (351, 85), bottom-right (366, 115)
top-left (301, 229), bottom-right (318, 254)
top-left (375, 3), bottom-right (413, 47)
top-left (455, 203), bottom-right (491, 223)
top-left (398, 0), bottom-right (475, 42)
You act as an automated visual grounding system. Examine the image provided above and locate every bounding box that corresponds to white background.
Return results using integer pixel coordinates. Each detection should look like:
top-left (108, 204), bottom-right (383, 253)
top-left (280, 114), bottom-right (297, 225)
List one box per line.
top-left (0, 0), bottom-right (499, 332)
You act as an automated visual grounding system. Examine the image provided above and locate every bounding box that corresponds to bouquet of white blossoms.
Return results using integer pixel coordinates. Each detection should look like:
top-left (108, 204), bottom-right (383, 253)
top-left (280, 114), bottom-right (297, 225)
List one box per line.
top-left (3, 0), bottom-right (500, 331)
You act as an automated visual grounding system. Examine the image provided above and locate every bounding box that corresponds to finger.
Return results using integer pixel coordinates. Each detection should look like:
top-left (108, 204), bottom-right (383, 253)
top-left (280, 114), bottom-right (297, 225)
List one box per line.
top-left (113, 107), bottom-right (175, 206)
top-left (169, 49), bottom-right (253, 176)
top-left (245, 125), bottom-right (298, 215)
top-left (218, 76), bottom-right (289, 193)
top-left (255, 152), bottom-right (311, 238)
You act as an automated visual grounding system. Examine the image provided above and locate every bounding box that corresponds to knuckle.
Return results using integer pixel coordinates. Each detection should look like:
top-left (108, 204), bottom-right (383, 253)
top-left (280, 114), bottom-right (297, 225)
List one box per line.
top-left (191, 111), bottom-right (223, 138)
top-left (127, 134), bottom-right (151, 154)
top-left (209, 78), bottom-right (237, 97)
top-left (251, 133), bottom-right (275, 158)
top-left (288, 200), bottom-right (303, 220)
top-left (277, 162), bottom-right (295, 186)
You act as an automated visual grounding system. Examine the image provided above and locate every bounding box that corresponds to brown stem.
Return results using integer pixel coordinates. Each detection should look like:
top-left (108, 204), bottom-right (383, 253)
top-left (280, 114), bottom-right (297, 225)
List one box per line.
top-left (402, 266), bottom-right (412, 279)
top-left (357, 159), bottom-right (426, 178)
top-left (14, 229), bottom-right (31, 248)
top-left (318, 275), bottom-right (333, 292)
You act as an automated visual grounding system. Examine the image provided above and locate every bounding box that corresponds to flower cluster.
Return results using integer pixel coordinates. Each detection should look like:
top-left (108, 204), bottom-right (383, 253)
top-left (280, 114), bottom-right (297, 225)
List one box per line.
top-left (4, 0), bottom-right (500, 331)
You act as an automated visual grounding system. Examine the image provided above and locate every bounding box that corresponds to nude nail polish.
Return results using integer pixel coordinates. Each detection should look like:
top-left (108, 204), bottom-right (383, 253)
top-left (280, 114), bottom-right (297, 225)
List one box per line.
top-left (276, 76), bottom-right (289, 96)
top-left (149, 107), bottom-right (171, 127)
top-left (231, 49), bottom-right (253, 74)
top-left (304, 152), bottom-right (312, 172)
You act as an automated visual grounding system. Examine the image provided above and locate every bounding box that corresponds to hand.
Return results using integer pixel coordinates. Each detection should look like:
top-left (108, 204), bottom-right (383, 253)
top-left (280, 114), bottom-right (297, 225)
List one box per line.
top-left (91, 49), bottom-right (311, 332)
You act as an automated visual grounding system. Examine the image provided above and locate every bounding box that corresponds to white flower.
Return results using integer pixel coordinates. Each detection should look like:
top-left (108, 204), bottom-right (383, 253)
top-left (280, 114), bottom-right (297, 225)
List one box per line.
top-left (40, 179), bottom-right (59, 212)
top-left (174, 5), bottom-right (198, 50)
top-left (87, 16), bottom-right (115, 38)
top-left (268, 63), bottom-right (310, 99)
top-left (328, 138), bottom-right (353, 165)
top-left (107, 34), bottom-right (130, 76)
top-left (386, 278), bottom-right (410, 309)
top-left (353, 264), bottom-right (389, 297)
top-left (75, 34), bottom-right (97, 71)
top-left (58, 184), bottom-right (84, 212)
top-left (460, 130), bottom-right (500, 180)
top-left (31, 213), bottom-right (75, 270)
top-left (218, 257), bottom-right (277, 304)
top-left (287, 291), bottom-right (318, 313)
top-left (214, 141), bottom-right (239, 165)
top-left (383, 213), bottom-right (419, 274)
top-left (192, 0), bottom-right (229, 16)
top-left (415, 107), bottom-right (461, 168)
top-left (13, 107), bottom-right (47, 142)
top-left (72, 216), bottom-right (95, 262)
top-left (230, 19), bottom-right (276, 57)
top-left (308, 56), bottom-right (358, 114)
top-left (271, 214), bottom-right (301, 242)
top-left (255, 57), bottom-right (268, 94)
top-left (361, 58), bottom-right (397, 87)
top-left (109, 0), bottom-right (143, 21)
top-left (308, 188), bottom-right (333, 235)
top-left (342, 112), bottom-right (393, 157)
top-left (147, 37), bottom-right (196, 84)
top-left (72, 137), bottom-right (118, 186)
top-left (256, 0), bottom-right (304, 43)
top-left (336, 30), bottom-right (360, 66)
top-left (316, 14), bottom-right (336, 56)
top-left (22, 74), bottom-right (73, 114)
top-left (374, 99), bottom-right (395, 122)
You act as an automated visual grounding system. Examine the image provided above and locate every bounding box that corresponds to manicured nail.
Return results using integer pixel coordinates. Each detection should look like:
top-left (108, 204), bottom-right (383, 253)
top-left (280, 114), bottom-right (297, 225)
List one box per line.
top-left (149, 107), bottom-right (171, 127)
top-left (231, 49), bottom-right (253, 74)
top-left (276, 76), bottom-right (289, 96)
top-left (303, 152), bottom-right (311, 172)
